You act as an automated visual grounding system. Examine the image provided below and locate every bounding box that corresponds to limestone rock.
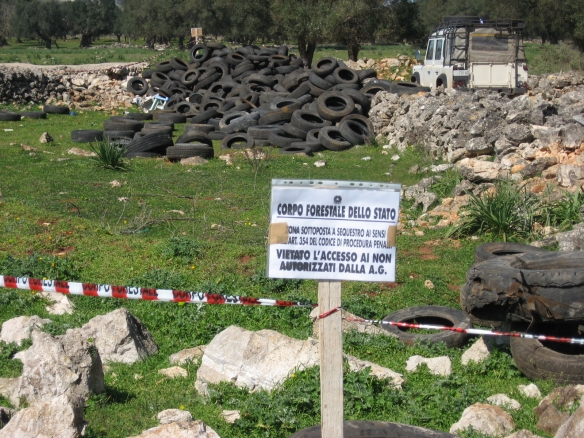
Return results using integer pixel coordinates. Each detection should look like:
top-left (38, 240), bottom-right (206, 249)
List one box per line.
top-left (0, 315), bottom-right (51, 346)
top-left (128, 420), bottom-right (220, 438)
top-left (487, 394), bottom-right (522, 410)
top-left (461, 337), bottom-right (493, 365)
top-left (450, 403), bottom-right (515, 437)
top-left (0, 394), bottom-right (86, 438)
top-left (76, 308), bottom-right (158, 364)
top-left (504, 430), bottom-right (543, 438)
top-left (456, 158), bottom-right (508, 182)
top-left (157, 409), bottom-right (193, 425)
top-left (554, 405), bottom-right (584, 438)
top-left (158, 366), bottom-right (188, 378)
top-left (195, 325), bottom-right (319, 394)
top-left (536, 404), bottom-right (569, 435)
top-left (405, 355), bottom-right (452, 376)
top-left (345, 354), bottom-right (404, 388)
top-left (222, 410), bottom-right (241, 424)
top-left (12, 329), bottom-right (104, 406)
top-left (309, 307), bottom-right (389, 338)
top-left (557, 164), bottom-right (584, 188)
top-left (41, 292), bottom-right (74, 315)
top-left (169, 345), bottom-right (207, 365)
top-left (39, 132), bottom-right (53, 143)
top-left (0, 378), bottom-right (18, 401)
top-left (67, 147), bottom-right (97, 157)
top-left (518, 383), bottom-right (542, 399)
top-left (534, 385), bottom-right (584, 435)
top-left (181, 156), bottom-right (208, 166)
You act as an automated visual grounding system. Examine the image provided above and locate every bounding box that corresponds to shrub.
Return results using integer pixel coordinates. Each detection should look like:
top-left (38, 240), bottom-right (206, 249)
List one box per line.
top-left (89, 141), bottom-right (129, 171)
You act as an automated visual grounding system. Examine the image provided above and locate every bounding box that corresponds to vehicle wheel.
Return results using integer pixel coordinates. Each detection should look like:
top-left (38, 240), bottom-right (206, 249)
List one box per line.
top-left (167, 144), bottom-right (214, 161)
top-left (474, 242), bottom-right (548, 263)
top-left (221, 133), bottom-right (254, 150)
top-left (127, 77), bottom-right (149, 96)
top-left (437, 74), bottom-right (448, 89)
top-left (320, 127), bottom-right (352, 152)
top-left (21, 111), bottom-right (47, 119)
top-left (333, 67), bottom-right (359, 85)
top-left (412, 72), bottom-right (421, 84)
top-left (290, 420), bottom-right (459, 438)
top-left (190, 44), bottom-right (211, 63)
top-left (43, 105), bottom-right (69, 115)
top-left (316, 91), bottom-right (355, 122)
top-left (71, 130), bottom-right (104, 143)
top-left (312, 57), bottom-right (338, 77)
top-left (381, 305), bottom-right (472, 348)
top-left (510, 322), bottom-right (584, 383)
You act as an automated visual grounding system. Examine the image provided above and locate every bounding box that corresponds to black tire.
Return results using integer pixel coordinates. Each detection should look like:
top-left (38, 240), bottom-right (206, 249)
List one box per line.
top-left (156, 60), bottom-right (174, 73)
top-left (175, 131), bottom-right (212, 147)
top-left (333, 67), bottom-right (359, 85)
top-left (258, 108), bottom-right (294, 125)
top-left (290, 141), bottom-right (324, 153)
top-left (174, 102), bottom-right (195, 114)
top-left (381, 306), bottom-right (472, 348)
top-left (339, 119), bottom-right (372, 146)
top-left (282, 123), bottom-right (307, 140)
top-left (184, 124), bottom-right (215, 134)
top-left (190, 108), bottom-right (218, 124)
top-left (167, 144), bottom-right (214, 161)
top-left (360, 80), bottom-right (393, 97)
top-left (247, 125), bottom-right (283, 140)
top-left (103, 118), bottom-right (143, 132)
top-left (291, 110), bottom-right (331, 132)
top-left (141, 126), bottom-right (173, 136)
top-left (190, 44), bottom-right (211, 63)
top-left (358, 69), bottom-right (378, 81)
top-left (340, 114), bottom-right (374, 134)
top-left (156, 113), bottom-right (186, 125)
top-left (312, 57), bottom-right (338, 77)
top-left (103, 130), bottom-right (135, 141)
top-left (316, 91), bottom-right (355, 122)
top-left (71, 130), bottom-right (103, 143)
top-left (126, 132), bottom-right (173, 154)
top-left (209, 131), bottom-right (226, 140)
top-left (43, 105), bottom-right (69, 115)
top-left (268, 130), bottom-right (303, 148)
top-left (309, 72), bottom-right (334, 90)
top-left (436, 75), bottom-right (448, 89)
top-left (320, 126), bottom-right (353, 152)
top-left (170, 57), bottom-right (188, 71)
top-left (21, 111), bottom-right (46, 119)
top-left (474, 242), bottom-right (547, 263)
top-left (0, 111), bottom-right (21, 121)
top-left (127, 77), bottom-right (149, 96)
top-left (150, 72), bottom-right (170, 87)
top-left (181, 68), bottom-right (201, 87)
top-left (510, 322), bottom-right (584, 383)
top-left (290, 421), bottom-right (459, 438)
top-left (124, 113), bottom-right (153, 121)
top-left (194, 72), bottom-right (222, 92)
top-left (341, 88), bottom-right (371, 114)
top-left (306, 129), bottom-right (321, 143)
top-left (221, 133), bottom-right (255, 150)
top-left (395, 81), bottom-right (431, 95)
top-left (281, 144), bottom-right (313, 156)
top-left (289, 82), bottom-right (312, 99)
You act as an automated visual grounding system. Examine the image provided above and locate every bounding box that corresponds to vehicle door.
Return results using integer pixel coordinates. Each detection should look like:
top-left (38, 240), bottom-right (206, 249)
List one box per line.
top-left (421, 38), bottom-right (436, 87)
top-left (432, 38), bottom-right (447, 87)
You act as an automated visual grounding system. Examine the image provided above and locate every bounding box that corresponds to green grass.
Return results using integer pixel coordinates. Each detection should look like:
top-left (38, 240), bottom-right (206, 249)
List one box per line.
top-left (0, 111), bottom-right (560, 438)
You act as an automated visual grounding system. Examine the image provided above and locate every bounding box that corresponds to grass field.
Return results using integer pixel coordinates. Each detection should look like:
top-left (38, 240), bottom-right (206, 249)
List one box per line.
top-left (0, 111), bottom-right (559, 438)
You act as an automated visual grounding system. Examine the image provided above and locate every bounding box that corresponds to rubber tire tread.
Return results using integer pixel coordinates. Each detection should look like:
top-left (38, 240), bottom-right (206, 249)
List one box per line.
top-left (381, 305), bottom-right (472, 348)
top-left (175, 131), bottom-right (212, 147)
top-left (126, 132), bottom-right (173, 153)
top-left (71, 130), bottom-right (104, 142)
top-left (43, 105), bottom-right (69, 115)
top-left (474, 242), bottom-right (547, 263)
top-left (221, 133), bottom-right (254, 150)
top-left (21, 111), bottom-right (46, 119)
top-left (320, 126), bottom-right (353, 151)
top-left (167, 144), bottom-right (214, 160)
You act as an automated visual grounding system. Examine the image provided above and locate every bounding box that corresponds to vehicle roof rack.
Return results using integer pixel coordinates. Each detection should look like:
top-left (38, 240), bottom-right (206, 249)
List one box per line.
top-left (432, 17), bottom-right (525, 35)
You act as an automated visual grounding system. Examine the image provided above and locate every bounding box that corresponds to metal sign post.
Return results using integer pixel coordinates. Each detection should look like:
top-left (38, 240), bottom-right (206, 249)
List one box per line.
top-left (268, 179), bottom-right (401, 437)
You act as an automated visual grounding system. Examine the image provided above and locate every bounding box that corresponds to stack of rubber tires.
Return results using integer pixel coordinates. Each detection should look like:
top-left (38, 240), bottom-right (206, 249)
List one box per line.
top-left (461, 242), bottom-right (584, 384)
top-left (125, 43), bottom-right (429, 156)
top-left (0, 105), bottom-right (69, 121)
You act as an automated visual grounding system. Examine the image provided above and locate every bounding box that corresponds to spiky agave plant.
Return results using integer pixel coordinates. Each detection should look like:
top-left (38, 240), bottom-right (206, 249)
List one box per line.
top-left (89, 141), bottom-right (129, 171)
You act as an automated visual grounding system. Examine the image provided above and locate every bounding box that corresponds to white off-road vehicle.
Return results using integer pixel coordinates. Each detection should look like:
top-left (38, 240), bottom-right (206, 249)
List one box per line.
top-left (412, 16), bottom-right (529, 94)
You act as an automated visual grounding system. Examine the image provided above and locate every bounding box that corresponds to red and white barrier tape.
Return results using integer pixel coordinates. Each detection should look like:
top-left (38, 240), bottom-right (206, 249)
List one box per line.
top-left (0, 275), bottom-right (316, 308)
top-left (2, 275), bottom-right (583, 345)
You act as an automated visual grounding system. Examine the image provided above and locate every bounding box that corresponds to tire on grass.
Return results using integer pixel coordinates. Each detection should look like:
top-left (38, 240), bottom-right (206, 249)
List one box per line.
top-left (71, 130), bottom-right (104, 143)
top-left (319, 126), bottom-right (352, 151)
top-left (221, 133), bottom-right (255, 150)
top-left (43, 105), bottom-right (69, 115)
top-left (167, 144), bottom-right (214, 161)
top-left (474, 242), bottom-right (548, 263)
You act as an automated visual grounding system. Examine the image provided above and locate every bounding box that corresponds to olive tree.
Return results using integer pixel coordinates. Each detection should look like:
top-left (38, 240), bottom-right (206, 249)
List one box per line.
top-left (13, 0), bottom-right (67, 49)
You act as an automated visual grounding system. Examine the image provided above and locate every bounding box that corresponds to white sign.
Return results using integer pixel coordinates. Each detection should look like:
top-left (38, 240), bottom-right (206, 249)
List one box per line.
top-left (268, 179), bottom-right (401, 282)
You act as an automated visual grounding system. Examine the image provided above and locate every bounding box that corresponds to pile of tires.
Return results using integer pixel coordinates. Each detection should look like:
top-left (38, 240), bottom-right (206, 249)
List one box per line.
top-left (125, 43), bottom-right (429, 155)
top-left (0, 105), bottom-right (68, 121)
top-left (461, 242), bottom-right (584, 383)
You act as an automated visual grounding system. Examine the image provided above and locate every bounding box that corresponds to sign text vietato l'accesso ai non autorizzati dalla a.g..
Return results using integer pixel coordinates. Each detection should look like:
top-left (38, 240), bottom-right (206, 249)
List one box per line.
top-left (267, 179), bottom-right (402, 282)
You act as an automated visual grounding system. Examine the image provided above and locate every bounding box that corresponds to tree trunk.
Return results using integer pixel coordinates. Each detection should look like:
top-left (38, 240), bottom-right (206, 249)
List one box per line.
top-left (348, 42), bottom-right (361, 62)
top-left (305, 41), bottom-right (316, 69)
top-left (178, 35), bottom-right (184, 49)
top-left (53, 39), bottom-right (59, 49)
top-left (17, 37), bottom-right (23, 44)
top-left (0, 36), bottom-right (8, 47)
top-left (79, 34), bottom-right (92, 47)
top-left (115, 33), bottom-right (122, 43)
top-left (43, 38), bottom-right (52, 49)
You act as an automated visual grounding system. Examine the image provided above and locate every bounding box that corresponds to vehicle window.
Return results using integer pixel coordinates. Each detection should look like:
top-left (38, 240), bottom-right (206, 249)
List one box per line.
top-left (426, 39), bottom-right (435, 60)
top-left (435, 39), bottom-right (443, 60)
top-left (471, 33), bottom-right (508, 51)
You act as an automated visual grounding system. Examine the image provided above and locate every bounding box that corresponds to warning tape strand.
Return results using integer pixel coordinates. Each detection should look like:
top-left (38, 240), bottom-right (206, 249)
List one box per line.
top-left (344, 317), bottom-right (584, 345)
top-left (0, 275), bottom-right (316, 308)
top-left (2, 275), bottom-right (583, 345)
